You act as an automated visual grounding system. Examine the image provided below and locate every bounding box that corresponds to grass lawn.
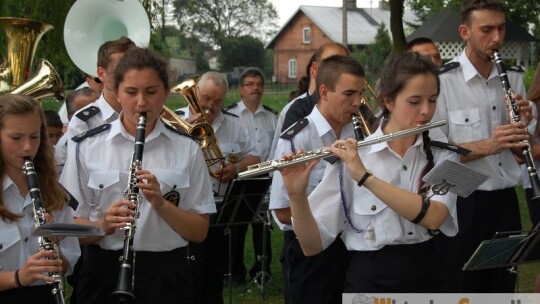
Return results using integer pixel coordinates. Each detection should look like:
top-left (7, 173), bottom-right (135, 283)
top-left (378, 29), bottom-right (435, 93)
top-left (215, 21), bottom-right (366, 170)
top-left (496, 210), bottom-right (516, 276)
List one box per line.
top-left (51, 88), bottom-right (539, 303)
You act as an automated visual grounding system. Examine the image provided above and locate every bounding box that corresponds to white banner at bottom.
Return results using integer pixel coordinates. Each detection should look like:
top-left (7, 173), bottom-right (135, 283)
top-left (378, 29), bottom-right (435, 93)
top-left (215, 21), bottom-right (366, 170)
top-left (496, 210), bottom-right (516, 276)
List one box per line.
top-left (342, 293), bottom-right (540, 304)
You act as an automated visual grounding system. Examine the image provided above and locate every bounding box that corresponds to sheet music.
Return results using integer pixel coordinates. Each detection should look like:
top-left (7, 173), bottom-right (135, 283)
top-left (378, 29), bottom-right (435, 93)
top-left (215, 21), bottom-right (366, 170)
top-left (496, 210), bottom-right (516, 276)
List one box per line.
top-left (423, 159), bottom-right (489, 198)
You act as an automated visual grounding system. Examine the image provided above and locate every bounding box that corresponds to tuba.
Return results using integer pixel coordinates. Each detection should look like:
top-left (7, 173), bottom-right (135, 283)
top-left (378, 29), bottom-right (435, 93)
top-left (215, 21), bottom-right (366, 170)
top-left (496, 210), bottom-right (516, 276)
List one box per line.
top-left (165, 77), bottom-right (225, 178)
top-left (0, 17), bottom-right (64, 100)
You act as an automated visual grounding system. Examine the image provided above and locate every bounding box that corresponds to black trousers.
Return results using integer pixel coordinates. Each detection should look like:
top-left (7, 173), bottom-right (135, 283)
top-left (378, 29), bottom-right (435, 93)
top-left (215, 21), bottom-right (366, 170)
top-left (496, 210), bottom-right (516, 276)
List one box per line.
top-left (281, 230), bottom-right (347, 304)
top-left (344, 239), bottom-right (437, 292)
top-left (77, 245), bottom-right (193, 304)
top-left (189, 226), bottom-right (228, 304)
top-left (0, 284), bottom-right (56, 304)
top-left (433, 188), bottom-right (521, 292)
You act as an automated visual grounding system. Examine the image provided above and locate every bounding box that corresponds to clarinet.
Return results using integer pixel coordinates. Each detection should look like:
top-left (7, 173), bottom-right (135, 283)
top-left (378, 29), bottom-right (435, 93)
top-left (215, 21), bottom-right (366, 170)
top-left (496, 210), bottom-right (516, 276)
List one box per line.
top-left (111, 112), bottom-right (147, 303)
top-left (351, 113), bottom-right (364, 141)
top-left (492, 50), bottom-right (540, 201)
top-left (22, 158), bottom-right (66, 304)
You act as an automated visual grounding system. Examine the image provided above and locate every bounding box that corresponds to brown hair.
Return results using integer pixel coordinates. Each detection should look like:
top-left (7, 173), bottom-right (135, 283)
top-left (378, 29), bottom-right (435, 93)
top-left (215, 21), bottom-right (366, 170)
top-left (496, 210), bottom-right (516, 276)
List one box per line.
top-left (461, 0), bottom-right (505, 25)
top-left (316, 55), bottom-right (365, 92)
top-left (114, 47), bottom-right (170, 91)
top-left (97, 36), bottom-right (136, 69)
top-left (0, 94), bottom-right (68, 221)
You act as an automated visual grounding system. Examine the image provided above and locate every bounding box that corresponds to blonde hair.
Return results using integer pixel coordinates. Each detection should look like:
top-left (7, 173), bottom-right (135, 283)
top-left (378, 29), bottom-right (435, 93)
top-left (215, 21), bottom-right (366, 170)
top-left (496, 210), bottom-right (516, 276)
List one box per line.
top-left (0, 94), bottom-right (68, 221)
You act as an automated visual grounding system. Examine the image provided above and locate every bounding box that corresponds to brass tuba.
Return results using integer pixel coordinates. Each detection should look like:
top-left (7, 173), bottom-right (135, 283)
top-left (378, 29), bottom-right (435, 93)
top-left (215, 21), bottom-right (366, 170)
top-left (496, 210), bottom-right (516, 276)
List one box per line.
top-left (0, 17), bottom-right (64, 100)
top-left (165, 77), bottom-right (225, 178)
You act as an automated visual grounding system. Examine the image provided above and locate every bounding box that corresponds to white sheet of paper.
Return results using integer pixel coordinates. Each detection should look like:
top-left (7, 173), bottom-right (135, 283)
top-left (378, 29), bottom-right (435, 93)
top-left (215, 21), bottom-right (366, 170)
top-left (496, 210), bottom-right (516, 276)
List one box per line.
top-left (423, 159), bottom-right (489, 198)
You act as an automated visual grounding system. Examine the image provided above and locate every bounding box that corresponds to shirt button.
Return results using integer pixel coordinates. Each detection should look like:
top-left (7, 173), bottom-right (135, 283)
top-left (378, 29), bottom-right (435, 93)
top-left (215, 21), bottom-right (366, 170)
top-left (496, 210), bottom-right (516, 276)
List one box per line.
top-left (24, 237), bottom-right (29, 242)
top-left (99, 184), bottom-right (104, 189)
top-left (408, 232), bottom-right (413, 235)
top-left (465, 118), bottom-right (469, 123)
top-left (402, 165), bottom-right (407, 171)
top-left (492, 106), bottom-right (496, 110)
top-left (499, 162), bottom-right (502, 166)
top-left (371, 205), bottom-right (376, 211)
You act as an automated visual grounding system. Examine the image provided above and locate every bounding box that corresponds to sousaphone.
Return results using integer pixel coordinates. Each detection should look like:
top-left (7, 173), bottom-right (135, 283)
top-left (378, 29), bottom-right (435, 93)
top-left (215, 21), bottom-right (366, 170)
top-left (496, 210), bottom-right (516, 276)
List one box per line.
top-left (64, 0), bottom-right (151, 77)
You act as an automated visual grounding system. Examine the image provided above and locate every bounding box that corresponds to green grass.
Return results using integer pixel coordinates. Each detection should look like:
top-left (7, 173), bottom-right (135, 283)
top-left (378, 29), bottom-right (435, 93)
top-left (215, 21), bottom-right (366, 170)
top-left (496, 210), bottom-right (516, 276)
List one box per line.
top-left (53, 89), bottom-right (539, 302)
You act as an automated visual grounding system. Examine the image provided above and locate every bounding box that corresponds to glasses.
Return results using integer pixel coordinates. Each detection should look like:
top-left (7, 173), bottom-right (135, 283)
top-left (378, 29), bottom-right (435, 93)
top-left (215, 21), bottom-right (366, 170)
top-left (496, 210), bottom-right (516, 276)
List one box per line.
top-left (242, 82), bottom-right (264, 88)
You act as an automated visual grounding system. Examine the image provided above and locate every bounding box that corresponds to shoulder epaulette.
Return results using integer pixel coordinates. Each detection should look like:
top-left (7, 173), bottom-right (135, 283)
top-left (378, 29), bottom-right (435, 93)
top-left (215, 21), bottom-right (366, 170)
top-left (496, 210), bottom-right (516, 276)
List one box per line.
top-left (221, 109), bottom-right (239, 118)
top-left (439, 62), bottom-right (460, 74)
top-left (223, 103), bottom-right (238, 111)
top-left (263, 105), bottom-right (278, 115)
top-left (280, 118), bottom-right (309, 140)
top-left (75, 106), bottom-right (100, 122)
top-left (431, 140), bottom-right (470, 156)
top-left (174, 109), bottom-right (185, 116)
top-left (507, 65), bottom-right (524, 73)
top-left (71, 124), bottom-right (111, 143)
top-left (162, 121), bottom-right (197, 141)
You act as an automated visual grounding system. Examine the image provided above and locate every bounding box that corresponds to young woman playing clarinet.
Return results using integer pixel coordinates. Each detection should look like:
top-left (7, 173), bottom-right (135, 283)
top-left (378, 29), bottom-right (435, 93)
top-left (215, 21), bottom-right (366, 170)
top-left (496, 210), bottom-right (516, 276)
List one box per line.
top-left (281, 52), bottom-right (463, 292)
top-left (0, 94), bottom-right (80, 303)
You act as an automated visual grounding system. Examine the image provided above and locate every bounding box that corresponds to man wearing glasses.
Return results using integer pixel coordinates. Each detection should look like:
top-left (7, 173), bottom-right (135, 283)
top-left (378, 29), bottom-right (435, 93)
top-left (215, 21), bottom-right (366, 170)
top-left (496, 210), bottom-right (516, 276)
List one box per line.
top-left (225, 67), bottom-right (277, 286)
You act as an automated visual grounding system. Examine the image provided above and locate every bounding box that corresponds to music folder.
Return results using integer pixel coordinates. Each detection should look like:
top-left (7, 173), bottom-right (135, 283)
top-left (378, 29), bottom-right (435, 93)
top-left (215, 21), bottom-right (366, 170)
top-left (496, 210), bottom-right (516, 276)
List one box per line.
top-left (463, 223), bottom-right (540, 271)
top-left (33, 223), bottom-right (106, 237)
top-left (211, 177), bottom-right (271, 227)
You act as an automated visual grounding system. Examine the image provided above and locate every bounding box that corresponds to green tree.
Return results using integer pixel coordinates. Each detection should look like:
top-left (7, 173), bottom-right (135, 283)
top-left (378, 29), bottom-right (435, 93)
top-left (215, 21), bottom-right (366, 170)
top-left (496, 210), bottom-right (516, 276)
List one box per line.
top-left (171, 0), bottom-right (278, 49)
top-left (219, 36), bottom-right (264, 71)
top-left (352, 23), bottom-right (392, 84)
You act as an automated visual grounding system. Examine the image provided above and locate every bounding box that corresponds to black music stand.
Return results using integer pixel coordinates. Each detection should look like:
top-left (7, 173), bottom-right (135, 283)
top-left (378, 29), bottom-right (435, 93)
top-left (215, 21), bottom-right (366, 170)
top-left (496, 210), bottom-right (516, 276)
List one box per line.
top-left (463, 221), bottom-right (540, 273)
top-left (212, 177), bottom-right (271, 304)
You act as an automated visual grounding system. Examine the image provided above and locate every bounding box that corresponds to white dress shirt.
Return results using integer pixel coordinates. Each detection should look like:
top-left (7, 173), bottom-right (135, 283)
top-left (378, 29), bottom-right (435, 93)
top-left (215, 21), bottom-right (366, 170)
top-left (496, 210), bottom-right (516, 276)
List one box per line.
top-left (226, 101), bottom-right (277, 162)
top-left (433, 50), bottom-right (526, 190)
top-left (302, 124), bottom-right (459, 251)
top-left (55, 94), bottom-right (119, 169)
top-left (0, 177), bottom-right (80, 281)
top-left (59, 117), bottom-right (216, 251)
top-left (268, 92), bottom-right (307, 160)
top-left (269, 105), bottom-right (354, 231)
top-left (178, 106), bottom-right (259, 196)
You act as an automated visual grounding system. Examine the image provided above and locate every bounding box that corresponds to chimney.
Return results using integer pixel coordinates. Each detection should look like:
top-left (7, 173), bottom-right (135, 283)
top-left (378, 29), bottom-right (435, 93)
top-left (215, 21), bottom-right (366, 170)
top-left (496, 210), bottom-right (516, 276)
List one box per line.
top-left (345, 0), bottom-right (356, 9)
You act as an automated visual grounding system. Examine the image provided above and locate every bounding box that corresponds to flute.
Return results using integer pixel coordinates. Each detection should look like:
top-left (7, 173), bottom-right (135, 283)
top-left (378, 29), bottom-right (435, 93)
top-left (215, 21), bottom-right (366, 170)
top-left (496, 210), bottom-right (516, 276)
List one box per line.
top-left (238, 120), bottom-right (447, 179)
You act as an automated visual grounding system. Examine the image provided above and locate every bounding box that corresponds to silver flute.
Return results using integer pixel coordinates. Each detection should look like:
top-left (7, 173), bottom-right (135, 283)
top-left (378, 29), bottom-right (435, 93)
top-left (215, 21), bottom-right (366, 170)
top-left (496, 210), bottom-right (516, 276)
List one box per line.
top-left (238, 120), bottom-right (447, 179)
top-left (23, 158), bottom-right (66, 304)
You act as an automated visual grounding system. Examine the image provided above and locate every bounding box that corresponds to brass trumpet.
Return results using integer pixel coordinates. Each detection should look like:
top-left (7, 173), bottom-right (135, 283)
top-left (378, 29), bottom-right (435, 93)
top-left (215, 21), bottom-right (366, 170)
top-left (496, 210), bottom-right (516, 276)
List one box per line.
top-left (165, 77), bottom-right (224, 178)
top-left (356, 80), bottom-right (381, 140)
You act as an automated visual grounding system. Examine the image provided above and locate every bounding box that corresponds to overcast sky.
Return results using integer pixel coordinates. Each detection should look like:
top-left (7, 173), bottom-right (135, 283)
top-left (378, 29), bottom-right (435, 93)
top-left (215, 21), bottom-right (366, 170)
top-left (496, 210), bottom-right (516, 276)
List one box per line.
top-left (270, 0), bottom-right (376, 27)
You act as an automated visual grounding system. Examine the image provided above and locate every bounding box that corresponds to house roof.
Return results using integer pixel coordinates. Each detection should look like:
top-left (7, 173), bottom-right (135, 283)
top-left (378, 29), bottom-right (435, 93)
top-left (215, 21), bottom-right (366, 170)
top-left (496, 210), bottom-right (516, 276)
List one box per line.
top-left (266, 5), bottom-right (417, 48)
top-left (408, 7), bottom-right (536, 42)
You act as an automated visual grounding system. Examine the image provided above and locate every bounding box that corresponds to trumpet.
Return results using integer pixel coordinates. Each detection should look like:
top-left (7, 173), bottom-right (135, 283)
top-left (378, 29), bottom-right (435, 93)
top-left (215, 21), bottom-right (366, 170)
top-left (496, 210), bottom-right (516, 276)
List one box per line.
top-left (492, 50), bottom-right (540, 201)
top-left (238, 120), bottom-right (447, 179)
top-left (23, 158), bottom-right (66, 304)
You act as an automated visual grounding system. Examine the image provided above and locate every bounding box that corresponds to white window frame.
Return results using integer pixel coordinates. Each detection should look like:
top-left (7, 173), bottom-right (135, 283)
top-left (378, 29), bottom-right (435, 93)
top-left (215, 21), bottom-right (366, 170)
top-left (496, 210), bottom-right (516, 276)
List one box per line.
top-left (288, 59), bottom-right (297, 79)
top-left (302, 27), bottom-right (311, 44)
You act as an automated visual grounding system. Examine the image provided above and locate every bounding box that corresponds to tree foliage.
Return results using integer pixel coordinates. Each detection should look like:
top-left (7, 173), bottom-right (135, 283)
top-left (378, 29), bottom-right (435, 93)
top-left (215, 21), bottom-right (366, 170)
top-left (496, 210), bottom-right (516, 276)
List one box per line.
top-left (219, 36), bottom-right (264, 71)
top-left (352, 23), bottom-right (392, 84)
top-left (171, 0), bottom-right (279, 49)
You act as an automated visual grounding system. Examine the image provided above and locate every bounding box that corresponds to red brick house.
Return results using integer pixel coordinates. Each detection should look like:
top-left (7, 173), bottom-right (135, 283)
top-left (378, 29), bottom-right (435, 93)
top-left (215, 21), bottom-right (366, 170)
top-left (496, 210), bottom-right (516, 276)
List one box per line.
top-left (266, 2), bottom-right (415, 84)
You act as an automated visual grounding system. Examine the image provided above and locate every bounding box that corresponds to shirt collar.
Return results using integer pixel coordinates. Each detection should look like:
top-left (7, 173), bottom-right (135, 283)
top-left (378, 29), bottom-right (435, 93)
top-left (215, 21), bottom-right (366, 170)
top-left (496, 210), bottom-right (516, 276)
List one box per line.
top-left (368, 120), bottom-right (425, 155)
top-left (309, 106), bottom-right (334, 139)
top-left (238, 100), bottom-right (264, 114)
top-left (107, 113), bottom-right (166, 142)
top-left (458, 50), bottom-right (499, 82)
top-left (2, 175), bottom-right (14, 192)
top-left (96, 94), bottom-right (119, 121)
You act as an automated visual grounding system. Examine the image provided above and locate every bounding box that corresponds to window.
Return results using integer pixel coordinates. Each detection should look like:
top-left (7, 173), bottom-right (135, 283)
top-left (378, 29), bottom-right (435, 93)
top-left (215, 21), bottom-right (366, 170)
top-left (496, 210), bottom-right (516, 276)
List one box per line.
top-left (303, 27), bottom-right (311, 44)
top-left (288, 59), bottom-right (297, 78)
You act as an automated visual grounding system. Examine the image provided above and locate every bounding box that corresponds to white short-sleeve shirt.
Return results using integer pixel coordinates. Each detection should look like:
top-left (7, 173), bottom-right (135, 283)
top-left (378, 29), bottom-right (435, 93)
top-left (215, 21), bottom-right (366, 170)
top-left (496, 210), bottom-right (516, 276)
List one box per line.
top-left (59, 117), bottom-right (215, 251)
